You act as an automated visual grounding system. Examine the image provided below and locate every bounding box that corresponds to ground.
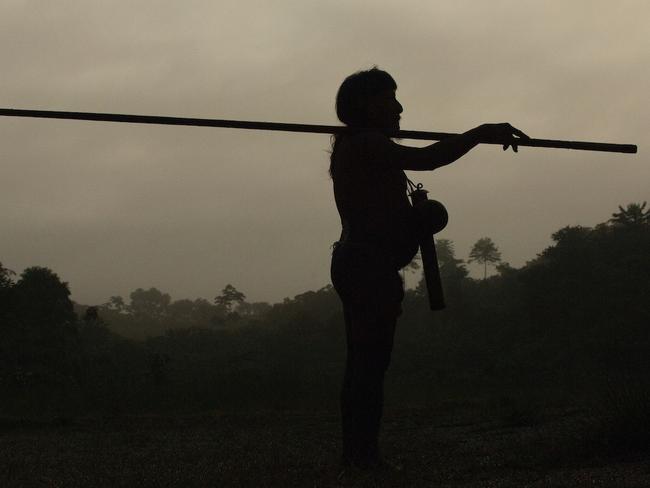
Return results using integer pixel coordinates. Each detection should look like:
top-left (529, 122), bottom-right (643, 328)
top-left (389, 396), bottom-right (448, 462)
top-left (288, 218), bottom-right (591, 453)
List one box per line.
top-left (1, 407), bottom-right (649, 487)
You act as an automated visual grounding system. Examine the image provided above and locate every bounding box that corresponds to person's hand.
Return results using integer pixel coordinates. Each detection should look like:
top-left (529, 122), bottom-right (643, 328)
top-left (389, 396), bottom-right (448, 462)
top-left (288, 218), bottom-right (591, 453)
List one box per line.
top-left (477, 123), bottom-right (530, 152)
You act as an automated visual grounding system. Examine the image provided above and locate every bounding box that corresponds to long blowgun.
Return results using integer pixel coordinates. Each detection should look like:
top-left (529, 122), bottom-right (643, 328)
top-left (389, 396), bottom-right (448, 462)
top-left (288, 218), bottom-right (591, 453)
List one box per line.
top-left (0, 108), bottom-right (638, 153)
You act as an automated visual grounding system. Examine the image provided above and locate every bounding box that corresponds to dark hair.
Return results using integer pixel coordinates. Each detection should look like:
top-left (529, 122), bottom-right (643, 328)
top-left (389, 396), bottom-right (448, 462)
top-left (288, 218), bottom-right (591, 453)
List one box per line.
top-left (335, 67), bottom-right (397, 127)
top-left (330, 67), bottom-right (397, 177)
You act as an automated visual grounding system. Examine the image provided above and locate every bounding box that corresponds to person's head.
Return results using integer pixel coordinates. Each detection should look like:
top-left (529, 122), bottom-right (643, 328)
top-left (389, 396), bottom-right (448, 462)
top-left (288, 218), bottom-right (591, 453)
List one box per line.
top-left (335, 67), bottom-right (402, 131)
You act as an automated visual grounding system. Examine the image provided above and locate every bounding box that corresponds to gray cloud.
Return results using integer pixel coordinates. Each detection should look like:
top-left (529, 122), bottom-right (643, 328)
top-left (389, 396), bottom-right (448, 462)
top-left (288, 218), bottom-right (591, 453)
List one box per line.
top-left (1, 1), bottom-right (646, 304)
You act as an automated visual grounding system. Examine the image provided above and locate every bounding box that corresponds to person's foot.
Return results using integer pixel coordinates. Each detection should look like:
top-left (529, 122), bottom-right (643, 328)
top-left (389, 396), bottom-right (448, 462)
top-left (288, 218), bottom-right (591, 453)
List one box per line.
top-left (339, 454), bottom-right (403, 472)
top-left (336, 457), bottom-right (404, 485)
top-left (337, 459), bottom-right (370, 485)
top-left (374, 457), bottom-right (404, 473)
top-left (340, 453), bottom-right (375, 470)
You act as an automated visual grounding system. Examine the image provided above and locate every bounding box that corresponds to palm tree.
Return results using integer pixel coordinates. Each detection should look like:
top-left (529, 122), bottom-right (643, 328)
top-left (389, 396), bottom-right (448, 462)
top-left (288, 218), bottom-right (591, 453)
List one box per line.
top-left (468, 237), bottom-right (502, 279)
top-left (0, 262), bottom-right (15, 288)
top-left (609, 202), bottom-right (649, 226)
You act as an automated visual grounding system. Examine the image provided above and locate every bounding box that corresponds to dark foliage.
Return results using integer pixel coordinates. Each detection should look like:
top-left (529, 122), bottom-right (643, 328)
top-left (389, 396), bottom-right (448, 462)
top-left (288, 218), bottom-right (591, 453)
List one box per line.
top-left (1, 203), bottom-right (648, 451)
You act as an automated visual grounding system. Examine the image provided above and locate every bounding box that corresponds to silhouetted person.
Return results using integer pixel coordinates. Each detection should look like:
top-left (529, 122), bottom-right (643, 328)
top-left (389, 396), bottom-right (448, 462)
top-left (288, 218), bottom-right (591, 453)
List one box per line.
top-left (330, 67), bottom-right (528, 470)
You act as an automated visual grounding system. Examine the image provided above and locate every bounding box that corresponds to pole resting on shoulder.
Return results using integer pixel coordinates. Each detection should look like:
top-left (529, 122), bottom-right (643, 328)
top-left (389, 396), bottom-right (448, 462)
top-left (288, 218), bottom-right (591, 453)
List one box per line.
top-left (0, 108), bottom-right (638, 154)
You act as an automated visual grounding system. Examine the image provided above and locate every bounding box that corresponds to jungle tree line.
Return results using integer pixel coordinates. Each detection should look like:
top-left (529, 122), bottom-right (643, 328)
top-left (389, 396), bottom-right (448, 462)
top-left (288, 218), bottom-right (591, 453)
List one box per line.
top-left (88, 236), bottom-right (503, 339)
top-left (0, 202), bottom-right (648, 420)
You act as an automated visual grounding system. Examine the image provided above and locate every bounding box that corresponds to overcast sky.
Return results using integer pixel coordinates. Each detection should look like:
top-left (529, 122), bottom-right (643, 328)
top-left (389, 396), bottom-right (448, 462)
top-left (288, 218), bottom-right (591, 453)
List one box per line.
top-left (1, 1), bottom-right (647, 306)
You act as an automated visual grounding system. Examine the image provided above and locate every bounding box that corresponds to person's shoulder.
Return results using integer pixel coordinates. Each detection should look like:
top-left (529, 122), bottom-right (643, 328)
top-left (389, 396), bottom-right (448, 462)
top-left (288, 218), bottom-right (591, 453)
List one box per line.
top-left (348, 130), bottom-right (392, 148)
top-left (342, 131), bottom-right (393, 162)
top-left (334, 131), bottom-right (386, 159)
top-left (332, 131), bottom-right (395, 178)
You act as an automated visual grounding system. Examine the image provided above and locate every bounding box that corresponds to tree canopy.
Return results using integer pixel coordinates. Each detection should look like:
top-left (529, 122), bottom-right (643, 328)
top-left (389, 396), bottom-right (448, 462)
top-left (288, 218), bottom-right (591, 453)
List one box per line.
top-left (214, 284), bottom-right (246, 314)
top-left (1, 201), bottom-right (648, 425)
top-left (468, 237), bottom-right (502, 279)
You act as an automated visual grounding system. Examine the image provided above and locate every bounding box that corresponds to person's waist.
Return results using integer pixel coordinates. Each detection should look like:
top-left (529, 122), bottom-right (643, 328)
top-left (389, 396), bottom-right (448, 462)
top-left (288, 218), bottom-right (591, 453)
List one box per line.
top-left (335, 231), bottom-right (398, 258)
top-left (339, 224), bottom-right (414, 246)
top-left (338, 228), bottom-right (381, 247)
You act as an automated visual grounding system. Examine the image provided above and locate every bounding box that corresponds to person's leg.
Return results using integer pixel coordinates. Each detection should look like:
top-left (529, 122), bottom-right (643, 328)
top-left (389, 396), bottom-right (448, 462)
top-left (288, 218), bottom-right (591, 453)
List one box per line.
top-left (349, 317), bottom-right (396, 466)
top-left (340, 306), bottom-right (358, 465)
top-left (365, 334), bottom-right (394, 463)
top-left (331, 245), bottom-right (402, 467)
top-left (340, 307), bottom-right (397, 467)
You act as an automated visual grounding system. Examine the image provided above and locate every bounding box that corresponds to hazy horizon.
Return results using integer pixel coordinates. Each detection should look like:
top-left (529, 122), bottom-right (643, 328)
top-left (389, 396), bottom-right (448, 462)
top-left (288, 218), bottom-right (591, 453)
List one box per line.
top-left (1, 1), bottom-right (646, 306)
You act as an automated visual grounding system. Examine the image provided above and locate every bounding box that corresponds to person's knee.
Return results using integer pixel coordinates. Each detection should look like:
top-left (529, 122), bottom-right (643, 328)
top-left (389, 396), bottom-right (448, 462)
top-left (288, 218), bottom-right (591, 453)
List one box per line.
top-left (349, 346), bottom-right (392, 380)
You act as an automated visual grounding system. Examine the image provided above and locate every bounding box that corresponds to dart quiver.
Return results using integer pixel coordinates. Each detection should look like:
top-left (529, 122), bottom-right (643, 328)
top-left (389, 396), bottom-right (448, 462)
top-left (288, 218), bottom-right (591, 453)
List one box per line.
top-left (409, 185), bottom-right (448, 311)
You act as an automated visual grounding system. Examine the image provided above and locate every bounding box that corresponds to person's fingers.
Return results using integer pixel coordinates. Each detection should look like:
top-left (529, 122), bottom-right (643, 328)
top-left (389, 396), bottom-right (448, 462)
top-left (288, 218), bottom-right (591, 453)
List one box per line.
top-left (506, 124), bottom-right (530, 139)
top-left (513, 127), bottom-right (530, 139)
top-left (496, 124), bottom-right (526, 152)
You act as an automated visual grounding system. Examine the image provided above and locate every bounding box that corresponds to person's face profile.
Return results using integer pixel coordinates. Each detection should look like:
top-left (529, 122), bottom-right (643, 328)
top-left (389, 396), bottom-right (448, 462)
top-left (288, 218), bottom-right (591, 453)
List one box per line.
top-left (366, 89), bottom-right (403, 131)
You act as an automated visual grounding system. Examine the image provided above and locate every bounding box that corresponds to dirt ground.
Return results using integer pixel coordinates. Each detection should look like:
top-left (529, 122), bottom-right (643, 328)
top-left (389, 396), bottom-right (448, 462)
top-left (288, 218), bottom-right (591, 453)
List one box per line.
top-left (1, 407), bottom-right (649, 487)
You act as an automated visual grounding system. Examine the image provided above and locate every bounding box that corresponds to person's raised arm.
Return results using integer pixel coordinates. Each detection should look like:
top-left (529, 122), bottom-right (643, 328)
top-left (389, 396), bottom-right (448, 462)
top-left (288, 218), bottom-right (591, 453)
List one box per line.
top-left (368, 123), bottom-right (530, 171)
